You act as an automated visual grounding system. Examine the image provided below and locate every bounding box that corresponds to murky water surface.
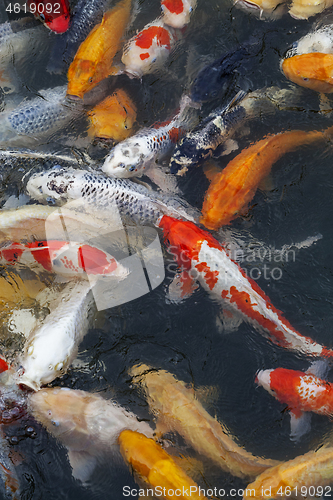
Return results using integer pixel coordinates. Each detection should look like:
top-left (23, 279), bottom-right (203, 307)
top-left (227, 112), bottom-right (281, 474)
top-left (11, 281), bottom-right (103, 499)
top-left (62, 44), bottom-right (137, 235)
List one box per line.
top-left (1, 0), bottom-right (333, 498)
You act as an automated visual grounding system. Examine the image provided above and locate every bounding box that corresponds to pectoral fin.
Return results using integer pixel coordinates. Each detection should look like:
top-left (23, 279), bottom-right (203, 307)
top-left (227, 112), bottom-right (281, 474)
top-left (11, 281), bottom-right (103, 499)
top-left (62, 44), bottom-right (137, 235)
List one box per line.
top-left (216, 307), bottom-right (243, 333)
top-left (290, 410), bottom-right (311, 442)
top-left (167, 270), bottom-right (198, 303)
top-left (67, 450), bottom-right (98, 483)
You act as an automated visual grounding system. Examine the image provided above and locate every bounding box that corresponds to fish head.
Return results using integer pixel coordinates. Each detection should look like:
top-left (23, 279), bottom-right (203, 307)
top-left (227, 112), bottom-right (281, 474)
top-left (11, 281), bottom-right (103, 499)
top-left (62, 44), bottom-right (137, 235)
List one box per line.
top-left (118, 430), bottom-right (166, 477)
top-left (282, 53), bottom-right (333, 93)
top-left (28, 0), bottom-right (70, 33)
top-left (256, 368), bottom-right (305, 406)
top-left (67, 59), bottom-right (97, 100)
top-left (42, 12), bottom-right (71, 34)
top-left (102, 139), bottom-right (147, 178)
top-left (161, 0), bottom-right (195, 29)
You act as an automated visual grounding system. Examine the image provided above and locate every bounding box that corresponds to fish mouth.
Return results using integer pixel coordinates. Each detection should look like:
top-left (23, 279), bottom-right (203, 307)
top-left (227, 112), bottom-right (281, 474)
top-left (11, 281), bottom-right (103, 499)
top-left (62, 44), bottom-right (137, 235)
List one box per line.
top-left (66, 94), bottom-right (84, 102)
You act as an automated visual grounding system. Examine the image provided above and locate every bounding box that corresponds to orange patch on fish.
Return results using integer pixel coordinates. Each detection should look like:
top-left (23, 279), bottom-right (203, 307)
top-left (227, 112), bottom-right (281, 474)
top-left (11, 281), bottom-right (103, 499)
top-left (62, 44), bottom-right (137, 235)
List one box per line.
top-left (282, 53), bottom-right (333, 93)
top-left (135, 26), bottom-right (171, 50)
top-left (88, 89), bottom-right (137, 142)
top-left (195, 262), bottom-right (218, 290)
top-left (201, 126), bottom-right (333, 230)
top-left (162, 0), bottom-right (184, 14)
top-left (67, 0), bottom-right (132, 99)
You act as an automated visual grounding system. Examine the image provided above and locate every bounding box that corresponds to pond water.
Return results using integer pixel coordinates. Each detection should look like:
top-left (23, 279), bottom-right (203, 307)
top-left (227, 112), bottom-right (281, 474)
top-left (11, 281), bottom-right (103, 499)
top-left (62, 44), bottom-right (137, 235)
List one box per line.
top-left (1, 0), bottom-right (333, 499)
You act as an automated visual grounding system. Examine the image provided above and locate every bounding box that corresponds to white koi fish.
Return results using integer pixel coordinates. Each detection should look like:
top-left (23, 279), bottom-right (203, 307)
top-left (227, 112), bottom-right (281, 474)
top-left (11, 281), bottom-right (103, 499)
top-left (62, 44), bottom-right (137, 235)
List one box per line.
top-left (161, 0), bottom-right (197, 28)
top-left (29, 387), bottom-right (154, 482)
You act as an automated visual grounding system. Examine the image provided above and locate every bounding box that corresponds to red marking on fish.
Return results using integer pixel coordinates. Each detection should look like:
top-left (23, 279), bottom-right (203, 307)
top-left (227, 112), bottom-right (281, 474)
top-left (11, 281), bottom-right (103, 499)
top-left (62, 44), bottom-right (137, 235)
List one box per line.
top-left (0, 245), bottom-right (24, 263)
top-left (195, 262), bottom-right (218, 290)
top-left (168, 127), bottom-right (182, 143)
top-left (27, 0), bottom-right (70, 33)
top-left (0, 358), bottom-right (8, 373)
top-left (78, 245), bottom-right (117, 275)
top-left (135, 26), bottom-right (171, 50)
top-left (162, 0), bottom-right (184, 14)
top-left (140, 52), bottom-right (150, 60)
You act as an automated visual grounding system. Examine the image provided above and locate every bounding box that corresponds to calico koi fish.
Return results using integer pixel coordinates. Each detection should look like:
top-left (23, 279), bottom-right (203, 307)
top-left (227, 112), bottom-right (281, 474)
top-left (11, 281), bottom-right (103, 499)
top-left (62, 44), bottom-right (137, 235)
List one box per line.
top-left (0, 240), bottom-right (127, 279)
top-left (29, 387), bottom-right (154, 482)
top-left (67, 0), bottom-right (132, 99)
top-left (119, 430), bottom-right (207, 500)
top-left (158, 215), bottom-right (333, 358)
top-left (122, 19), bottom-right (175, 78)
top-left (201, 125), bottom-right (333, 230)
top-left (26, 0), bottom-right (70, 33)
top-left (102, 95), bottom-right (195, 178)
top-left (161, 0), bottom-right (197, 29)
top-left (129, 365), bottom-right (280, 479)
top-left (87, 89), bottom-right (137, 143)
top-left (243, 446), bottom-right (333, 500)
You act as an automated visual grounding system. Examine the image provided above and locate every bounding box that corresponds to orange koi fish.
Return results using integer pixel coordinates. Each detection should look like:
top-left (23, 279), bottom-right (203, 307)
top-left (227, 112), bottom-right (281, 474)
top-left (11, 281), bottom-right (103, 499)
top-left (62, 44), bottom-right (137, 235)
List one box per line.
top-left (158, 215), bottom-right (333, 358)
top-left (118, 430), bottom-right (208, 500)
top-left (87, 89), bottom-right (137, 143)
top-left (129, 365), bottom-right (280, 479)
top-left (201, 126), bottom-right (333, 230)
top-left (243, 446), bottom-right (333, 500)
top-left (282, 53), bottom-right (333, 93)
top-left (67, 0), bottom-right (132, 99)
top-left (122, 19), bottom-right (175, 78)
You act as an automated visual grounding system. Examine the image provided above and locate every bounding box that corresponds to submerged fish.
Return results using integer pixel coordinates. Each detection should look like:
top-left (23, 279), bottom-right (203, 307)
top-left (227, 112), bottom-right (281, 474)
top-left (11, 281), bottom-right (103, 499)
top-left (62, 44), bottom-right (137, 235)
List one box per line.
top-left (26, 0), bottom-right (71, 33)
top-left (122, 19), bottom-right (176, 78)
top-left (16, 279), bottom-right (96, 391)
top-left (119, 430), bottom-right (207, 500)
top-left (102, 95), bottom-right (196, 178)
top-left (234, 0), bottom-right (284, 18)
top-left (170, 86), bottom-right (300, 175)
top-left (161, 0), bottom-right (197, 29)
top-left (190, 36), bottom-right (262, 104)
top-left (243, 446), bottom-right (333, 499)
top-left (26, 167), bottom-right (199, 225)
top-left (87, 89), bottom-right (137, 143)
top-left (29, 387), bottom-right (154, 482)
top-left (288, 0), bottom-right (333, 19)
top-left (158, 215), bottom-right (333, 358)
top-left (47, 0), bottom-right (113, 74)
top-left (201, 125), bottom-right (333, 230)
top-left (129, 365), bottom-right (279, 479)
top-left (67, 0), bottom-right (132, 99)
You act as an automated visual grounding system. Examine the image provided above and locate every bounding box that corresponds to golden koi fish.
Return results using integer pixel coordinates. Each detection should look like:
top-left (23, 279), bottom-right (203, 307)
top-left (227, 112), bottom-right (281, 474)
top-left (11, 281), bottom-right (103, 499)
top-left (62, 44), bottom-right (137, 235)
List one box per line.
top-left (129, 365), bottom-right (279, 479)
top-left (118, 430), bottom-right (207, 500)
top-left (244, 446), bottom-right (333, 499)
top-left (288, 0), bottom-right (333, 19)
top-left (87, 89), bottom-right (137, 143)
top-left (201, 125), bottom-right (333, 230)
top-left (282, 53), bottom-right (333, 93)
top-left (67, 0), bottom-right (132, 99)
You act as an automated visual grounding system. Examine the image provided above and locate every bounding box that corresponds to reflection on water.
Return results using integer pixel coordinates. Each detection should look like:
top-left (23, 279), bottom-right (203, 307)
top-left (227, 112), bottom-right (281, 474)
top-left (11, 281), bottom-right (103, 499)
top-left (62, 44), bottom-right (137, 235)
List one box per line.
top-left (0, 0), bottom-right (333, 498)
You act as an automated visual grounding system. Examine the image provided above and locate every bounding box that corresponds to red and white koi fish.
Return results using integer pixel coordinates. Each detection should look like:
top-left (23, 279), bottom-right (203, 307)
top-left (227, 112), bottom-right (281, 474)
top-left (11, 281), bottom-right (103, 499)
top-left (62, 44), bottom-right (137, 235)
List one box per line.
top-left (102, 95), bottom-right (195, 178)
top-left (26, 0), bottom-right (71, 33)
top-left (158, 215), bottom-right (333, 358)
top-left (256, 366), bottom-right (333, 439)
top-left (161, 0), bottom-right (197, 28)
top-left (0, 240), bottom-right (127, 278)
top-left (122, 19), bottom-right (176, 78)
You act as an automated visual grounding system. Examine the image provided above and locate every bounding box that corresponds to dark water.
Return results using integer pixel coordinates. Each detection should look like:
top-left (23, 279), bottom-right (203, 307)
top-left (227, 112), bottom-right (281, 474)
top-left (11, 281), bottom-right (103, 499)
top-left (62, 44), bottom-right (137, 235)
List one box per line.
top-left (1, 0), bottom-right (333, 498)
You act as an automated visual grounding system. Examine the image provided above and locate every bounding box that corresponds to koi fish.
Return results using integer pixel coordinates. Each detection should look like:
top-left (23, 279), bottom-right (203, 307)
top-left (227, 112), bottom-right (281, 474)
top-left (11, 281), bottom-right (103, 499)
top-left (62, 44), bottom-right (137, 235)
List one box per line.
top-left (201, 125), bottom-right (333, 230)
top-left (129, 365), bottom-right (280, 479)
top-left (119, 430), bottom-right (207, 500)
top-left (26, 167), bottom-right (200, 225)
top-left (67, 0), bottom-right (132, 99)
top-left (26, 0), bottom-right (70, 33)
top-left (29, 387), bottom-right (154, 482)
top-left (122, 19), bottom-right (175, 78)
top-left (170, 86), bottom-right (301, 175)
top-left (47, 0), bottom-right (113, 74)
top-left (158, 215), bottom-right (333, 358)
top-left (161, 0), bottom-right (196, 29)
top-left (87, 89), bottom-right (137, 143)
top-left (102, 95), bottom-right (196, 178)
top-left (243, 446), bottom-right (333, 500)
top-left (0, 240), bottom-right (127, 279)
top-left (256, 366), bottom-right (333, 438)
top-left (234, 0), bottom-right (285, 17)
top-left (288, 0), bottom-right (333, 19)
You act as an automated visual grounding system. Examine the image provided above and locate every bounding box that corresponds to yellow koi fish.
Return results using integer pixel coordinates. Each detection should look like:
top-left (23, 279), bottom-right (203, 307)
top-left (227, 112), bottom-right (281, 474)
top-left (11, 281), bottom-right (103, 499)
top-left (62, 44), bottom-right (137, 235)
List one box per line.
top-left (244, 446), bottom-right (333, 499)
top-left (129, 365), bottom-right (279, 479)
top-left (282, 53), bottom-right (333, 93)
top-left (87, 89), bottom-right (137, 143)
top-left (67, 0), bottom-right (132, 99)
top-left (118, 430), bottom-right (207, 500)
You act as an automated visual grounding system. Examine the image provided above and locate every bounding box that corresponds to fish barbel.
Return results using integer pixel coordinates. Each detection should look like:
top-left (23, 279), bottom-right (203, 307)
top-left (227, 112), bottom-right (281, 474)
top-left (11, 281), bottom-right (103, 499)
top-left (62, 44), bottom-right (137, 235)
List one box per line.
top-left (129, 365), bottom-right (280, 479)
top-left (67, 0), bottom-right (132, 99)
top-left (158, 215), bottom-right (333, 358)
top-left (29, 387), bottom-right (154, 482)
top-left (119, 430), bottom-right (208, 500)
top-left (243, 446), bottom-right (333, 499)
top-left (201, 125), bottom-right (333, 230)
top-left (26, 167), bottom-right (199, 225)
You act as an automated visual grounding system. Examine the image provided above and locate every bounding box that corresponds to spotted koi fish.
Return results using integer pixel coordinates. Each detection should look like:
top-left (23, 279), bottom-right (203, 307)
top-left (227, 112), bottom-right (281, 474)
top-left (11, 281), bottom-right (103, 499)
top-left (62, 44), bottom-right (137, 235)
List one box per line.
top-left (122, 19), bottom-right (175, 78)
top-left (0, 240), bottom-right (126, 278)
top-left (161, 0), bottom-right (197, 28)
top-left (158, 215), bottom-right (333, 358)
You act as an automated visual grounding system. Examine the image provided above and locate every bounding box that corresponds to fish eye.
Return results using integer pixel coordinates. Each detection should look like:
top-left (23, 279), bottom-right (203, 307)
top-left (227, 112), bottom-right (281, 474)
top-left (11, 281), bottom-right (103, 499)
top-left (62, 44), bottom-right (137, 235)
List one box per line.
top-left (303, 78), bottom-right (309, 81)
top-left (39, 13), bottom-right (45, 21)
top-left (89, 77), bottom-right (93, 83)
top-left (129, 165), bottom-right (136, 171)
